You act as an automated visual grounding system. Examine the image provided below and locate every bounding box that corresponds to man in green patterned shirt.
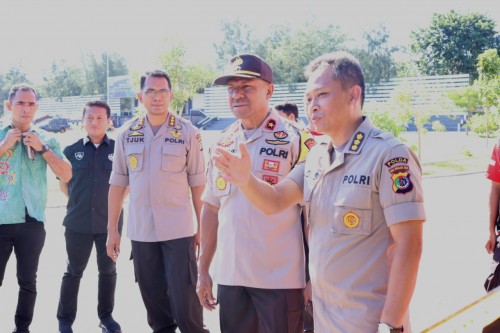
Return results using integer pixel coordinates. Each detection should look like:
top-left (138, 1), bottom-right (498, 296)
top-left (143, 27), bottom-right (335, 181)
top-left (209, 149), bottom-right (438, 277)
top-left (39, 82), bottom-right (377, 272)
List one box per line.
top-left (0, 84), bottom-right (72, 333)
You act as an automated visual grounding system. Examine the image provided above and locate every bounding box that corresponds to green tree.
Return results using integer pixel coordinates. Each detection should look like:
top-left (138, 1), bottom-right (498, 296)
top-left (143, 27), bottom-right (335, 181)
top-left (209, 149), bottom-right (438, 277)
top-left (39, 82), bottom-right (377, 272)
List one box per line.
top-left (351, 25), bottom-right (398, 84)
top-left (467, 112), bottom-right (499, 137)
top-left (367, 107), bottom-right (409, 140)
top-left (387, 82), bottom-right (449, 160)
top-left (214, 19), bottom-right (257, 70)
top-left (41, 60), bottom-right (85, 100)
top-left (81, 52), bottom-right (129, 96)
top-left (214, 19), bottom-right (346, 84)
top-left (0, 67), bottom-right (32, 113)
top-left (261, 21), bottom-right (346, 85)
top-left (448, 85), bottom-right (482, 134)
top-left (474, 48), bottom-right (500, 143)
top-left (411, 10), bottom-right (498, 80)
top-left (157, 39), bottom-right (216, 113)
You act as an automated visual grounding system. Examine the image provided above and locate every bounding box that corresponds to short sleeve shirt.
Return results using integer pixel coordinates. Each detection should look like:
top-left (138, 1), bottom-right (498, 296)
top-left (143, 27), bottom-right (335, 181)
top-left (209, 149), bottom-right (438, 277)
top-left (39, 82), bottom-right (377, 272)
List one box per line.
top-left (0, 123), bottom-right (64, 224)
top-left (486, 144), bottom-right (500, 183)
top-left (110, 113), bottom-right (205, 242)
top-left (63, 135), bottom-right (123, 234)
top-left (287, 117), bottom-right (426, 332)
top-left (202, 110), bottom-right (316, 289)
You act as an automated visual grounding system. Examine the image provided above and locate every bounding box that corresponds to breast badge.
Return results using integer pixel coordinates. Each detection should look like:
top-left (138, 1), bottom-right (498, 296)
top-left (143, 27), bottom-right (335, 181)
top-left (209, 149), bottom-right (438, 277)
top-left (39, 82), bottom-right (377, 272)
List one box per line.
top-left (129, 156), bottom-right (138, 170)
top-left (344, 212), bottom-right (360, 229)
top-left (75, 152), bottom-right (84, 160)
top-left (216, 175), bottom-right (227, 190)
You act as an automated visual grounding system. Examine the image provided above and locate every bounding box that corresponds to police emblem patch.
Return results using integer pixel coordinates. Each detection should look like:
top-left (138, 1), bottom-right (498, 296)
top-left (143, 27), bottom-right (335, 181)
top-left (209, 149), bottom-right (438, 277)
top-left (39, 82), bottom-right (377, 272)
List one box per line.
top-left (385, 157), bottom-right (408, 168)
top-left (389, 165), bottom-right (413, 193)
top-left (75, 152), bottom-right (84, 160)
top-left (129, 156), bottom-right (138, 170)
top-left (265, 119), bottom-right (277, 131)
top-left (273, 131), bottom-right (288, 139)
top-left (262, 159), bottom-right (280, 172)
top-left (216, 175), bottom-right (226, 190)
top-left (262, 174), bottom-right (278, 186)
top-left (171, 130), bottom-right (182, 138)
top-left (108, 154), bottom-right (113, 161)
top-left (344, 212), bottom-right (360, 229)
top-left (196, 133), bottom-right (203, 151)
top-left (217, 137), bottom-right (234, 148)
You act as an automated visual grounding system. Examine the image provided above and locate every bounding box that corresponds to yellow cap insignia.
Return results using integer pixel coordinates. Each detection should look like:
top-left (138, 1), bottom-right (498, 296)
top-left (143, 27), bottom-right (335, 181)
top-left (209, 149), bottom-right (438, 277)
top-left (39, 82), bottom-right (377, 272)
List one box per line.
top-left (129, 156), bottom-right (138, 170)
top-left (216, 175), bottom-right (226, 190)
top-left (344, 212), bottom-right (360, 229)
top-left (233, 56), bottom-right (243, 66)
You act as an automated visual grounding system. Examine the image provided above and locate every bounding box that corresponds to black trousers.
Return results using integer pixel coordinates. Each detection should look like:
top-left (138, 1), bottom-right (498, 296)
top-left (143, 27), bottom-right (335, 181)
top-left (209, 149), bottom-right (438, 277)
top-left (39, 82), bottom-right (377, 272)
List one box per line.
top-left (131, 236), bottom-right (208, 333)
top-left (57, 228), bottom-right (117, 325)
top-left (217, 285), bottom-right (304, 333)
top-left (0, 222), bottom-right (46, 331)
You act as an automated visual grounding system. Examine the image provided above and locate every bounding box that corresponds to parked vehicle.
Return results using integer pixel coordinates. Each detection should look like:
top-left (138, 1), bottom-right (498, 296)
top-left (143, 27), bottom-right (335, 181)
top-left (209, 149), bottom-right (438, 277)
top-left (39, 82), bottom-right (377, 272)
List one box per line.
top-left (39, 117), bottom-right (71, 133)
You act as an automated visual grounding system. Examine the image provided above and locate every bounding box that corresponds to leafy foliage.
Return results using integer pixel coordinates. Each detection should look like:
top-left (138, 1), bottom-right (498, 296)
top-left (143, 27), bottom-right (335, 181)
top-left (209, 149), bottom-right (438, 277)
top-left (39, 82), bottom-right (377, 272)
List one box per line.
top-left (351, 25), bottom-right (398, 84)
top-left (214, 19), bottom-right (346, 84)
top-left (41, 60), bottom-right (84, 101)
top-left (411, 11), bottom-right (498, 80)
top-left (467, 112), bottom-right (499, 137)
top-left (81, 52), bottom-right (129, 96)
top-left (157, 39), bottom-right (216, 113)
top-left (0, 67), bottom-right (32, 112)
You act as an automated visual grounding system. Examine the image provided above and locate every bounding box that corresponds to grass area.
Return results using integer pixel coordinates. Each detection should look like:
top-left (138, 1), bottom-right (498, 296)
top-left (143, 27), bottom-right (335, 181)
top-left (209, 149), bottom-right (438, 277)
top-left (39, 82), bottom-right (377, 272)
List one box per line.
top-left (422, 155), bottom-right (489, 176)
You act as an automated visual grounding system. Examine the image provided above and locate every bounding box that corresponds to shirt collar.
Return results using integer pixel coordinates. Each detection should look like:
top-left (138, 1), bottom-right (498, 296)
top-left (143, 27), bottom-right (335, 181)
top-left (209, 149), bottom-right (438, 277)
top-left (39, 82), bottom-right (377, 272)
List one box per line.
top-left (83, 134), bottom-right (109, 146)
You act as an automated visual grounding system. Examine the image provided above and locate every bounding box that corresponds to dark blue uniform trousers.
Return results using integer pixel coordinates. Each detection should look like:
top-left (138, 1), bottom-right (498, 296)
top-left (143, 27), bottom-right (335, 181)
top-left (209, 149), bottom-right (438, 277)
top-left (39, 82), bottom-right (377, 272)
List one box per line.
top-left (131, 236), bottom-right (209, 333)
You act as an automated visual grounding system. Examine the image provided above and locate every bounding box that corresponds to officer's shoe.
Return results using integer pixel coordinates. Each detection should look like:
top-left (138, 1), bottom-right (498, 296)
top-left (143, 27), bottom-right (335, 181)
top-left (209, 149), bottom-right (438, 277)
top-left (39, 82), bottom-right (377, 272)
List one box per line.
top-left (99, 317), bottom-right (122, 333)
top-left (12, 328), bottom-right (30, 333)
top-left (58, 322), bottom-right (73, 333)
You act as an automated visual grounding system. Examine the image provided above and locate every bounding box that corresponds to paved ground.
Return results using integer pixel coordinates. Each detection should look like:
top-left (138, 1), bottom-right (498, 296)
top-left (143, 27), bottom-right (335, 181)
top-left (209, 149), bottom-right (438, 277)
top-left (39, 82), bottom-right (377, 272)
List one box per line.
top-left (0, 128), bottom-right (496, 332)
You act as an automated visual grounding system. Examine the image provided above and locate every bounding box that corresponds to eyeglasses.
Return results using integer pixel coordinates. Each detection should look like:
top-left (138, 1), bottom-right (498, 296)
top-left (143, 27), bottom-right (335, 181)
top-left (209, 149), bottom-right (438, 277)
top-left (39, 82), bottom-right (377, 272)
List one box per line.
top-left (143, 89), bottom-right (171, 98)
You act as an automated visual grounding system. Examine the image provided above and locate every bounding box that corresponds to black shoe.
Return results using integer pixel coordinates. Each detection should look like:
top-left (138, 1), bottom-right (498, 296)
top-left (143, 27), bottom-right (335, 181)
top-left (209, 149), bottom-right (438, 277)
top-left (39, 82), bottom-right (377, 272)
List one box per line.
top-left (99, 317), bottom-right (122, 333)
top-left (58, 322), bottom-right (73, 333)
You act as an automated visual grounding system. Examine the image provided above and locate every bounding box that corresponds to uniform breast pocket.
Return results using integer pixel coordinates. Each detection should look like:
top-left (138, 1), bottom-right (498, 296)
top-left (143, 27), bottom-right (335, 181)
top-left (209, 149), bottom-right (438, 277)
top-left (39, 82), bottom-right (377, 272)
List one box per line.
top-left (332, 186), bottom-right (373, 235)
top-left (125, 145), bottom-right (144, 172)
top-left (162, 144), bottom-right (186, 173)
top-left (73, 160), bottom-right (89, 170)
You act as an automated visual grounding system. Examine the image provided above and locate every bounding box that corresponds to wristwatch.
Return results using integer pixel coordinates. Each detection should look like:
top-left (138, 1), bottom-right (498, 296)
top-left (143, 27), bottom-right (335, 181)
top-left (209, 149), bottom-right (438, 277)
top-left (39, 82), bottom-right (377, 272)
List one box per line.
top-left (378, 322), bottom-right (404, 333)
top-left (39, 144), bottom-right (51, 155)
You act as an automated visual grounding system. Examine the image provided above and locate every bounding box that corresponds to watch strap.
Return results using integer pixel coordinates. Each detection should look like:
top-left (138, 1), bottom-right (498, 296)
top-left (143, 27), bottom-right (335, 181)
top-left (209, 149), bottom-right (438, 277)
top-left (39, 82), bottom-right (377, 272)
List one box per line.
top-left (39, 144), bottom-right (50, 154)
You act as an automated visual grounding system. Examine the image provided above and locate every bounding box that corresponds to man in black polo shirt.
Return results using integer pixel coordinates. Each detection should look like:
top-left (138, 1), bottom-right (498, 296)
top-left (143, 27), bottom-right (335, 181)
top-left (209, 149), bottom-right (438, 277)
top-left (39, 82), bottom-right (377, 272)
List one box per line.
top-left (56, 100), bottom-right (123, 333)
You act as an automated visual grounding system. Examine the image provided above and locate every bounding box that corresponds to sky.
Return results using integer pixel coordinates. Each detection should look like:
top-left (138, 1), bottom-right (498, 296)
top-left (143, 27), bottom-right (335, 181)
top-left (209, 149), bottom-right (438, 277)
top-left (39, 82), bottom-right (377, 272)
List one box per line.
top-left (0, 0), bottom-right (498, 83)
